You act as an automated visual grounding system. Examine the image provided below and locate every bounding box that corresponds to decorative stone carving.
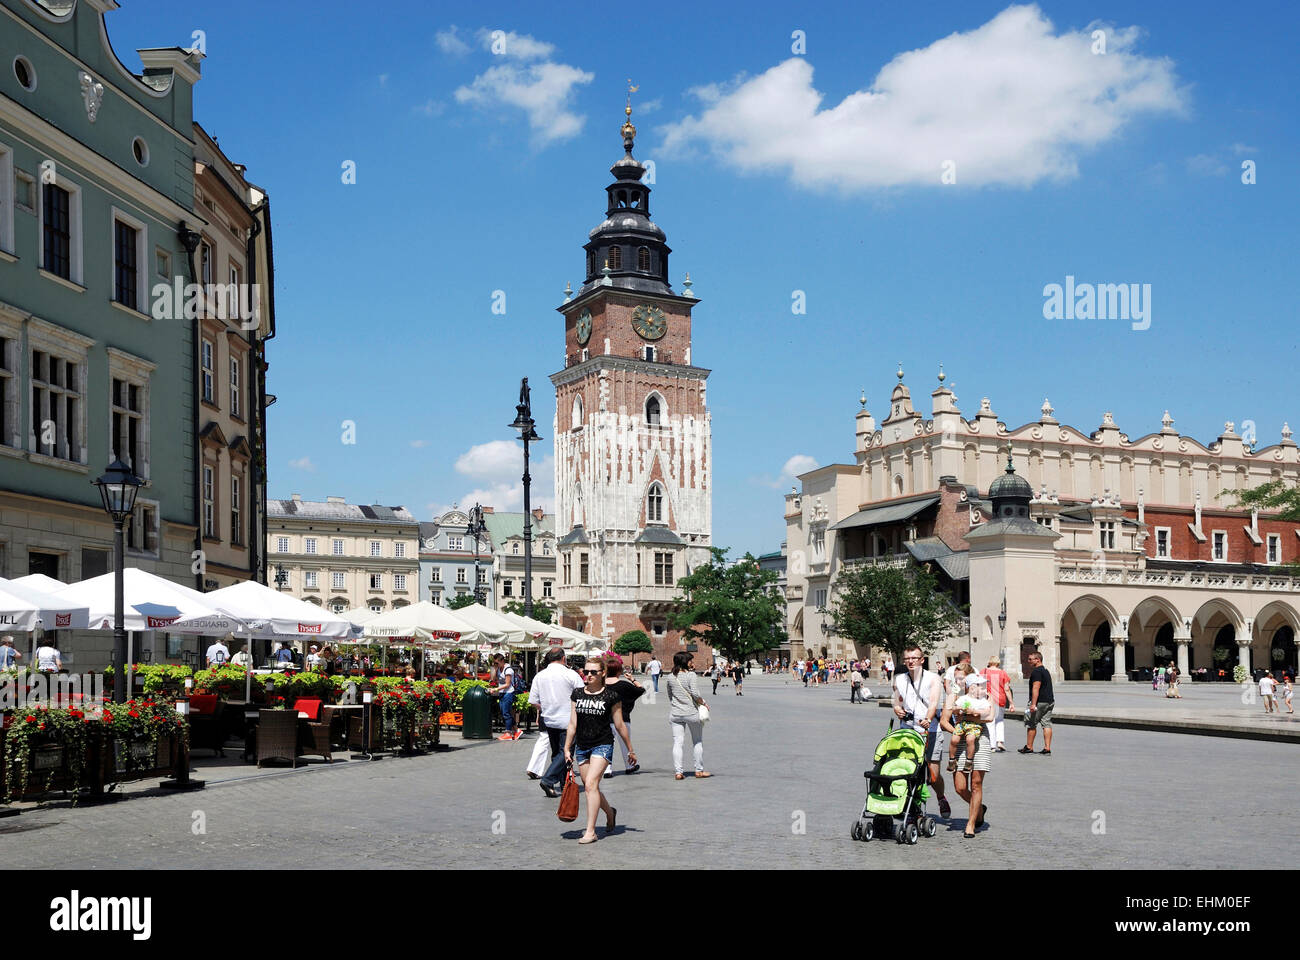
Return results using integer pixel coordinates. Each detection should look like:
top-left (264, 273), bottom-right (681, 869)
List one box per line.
top-left (79, 70), bottom-right (104, 122)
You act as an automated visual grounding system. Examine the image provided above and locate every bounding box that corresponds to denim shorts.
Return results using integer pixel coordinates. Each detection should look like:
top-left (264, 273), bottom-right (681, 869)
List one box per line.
top-left (574, 743), bottom-right (613, 766)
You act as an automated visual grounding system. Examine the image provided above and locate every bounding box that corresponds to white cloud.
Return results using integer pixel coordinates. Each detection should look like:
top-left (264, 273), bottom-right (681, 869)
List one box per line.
top-left (409, 439), bottom-right (429, 448)
top-left (447, 440), bottom-right (554, 514)
top-left (378, 73), bottom-right (389, 87)
top-left (1186, 153), bottom-right (1228, 176)
top-left (436, 26), bottom-right (470, 56)
top-left (414, 99), bottom-right (446, 117)
top-left (659, 4), bottom-right (1186, 190)
top-left (288, 457), bottom-right (315, 472)
top-left (455, 60), bottom-right (594, 145)
top-left (756, 453), bottom-right (820, 489)
top-left (1231, 142), bottom-right (1257, 155)
top-left (478, 29), bottom-right (554, 60)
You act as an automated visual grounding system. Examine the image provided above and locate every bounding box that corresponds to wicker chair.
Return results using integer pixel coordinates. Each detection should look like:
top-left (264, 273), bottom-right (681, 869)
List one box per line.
top-left (255, 709), bottom-right (298, 767)
top-left (293, 698), bottom-right (332, 762)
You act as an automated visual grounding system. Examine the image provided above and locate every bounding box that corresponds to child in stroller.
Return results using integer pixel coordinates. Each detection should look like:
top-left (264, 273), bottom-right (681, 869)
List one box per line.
top-left (851, 725), bottom-right (938, 844)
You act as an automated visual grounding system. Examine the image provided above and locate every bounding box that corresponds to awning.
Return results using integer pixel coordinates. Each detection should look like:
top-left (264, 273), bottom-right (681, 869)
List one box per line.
top-left (829, 496), bottom-right (940, 531)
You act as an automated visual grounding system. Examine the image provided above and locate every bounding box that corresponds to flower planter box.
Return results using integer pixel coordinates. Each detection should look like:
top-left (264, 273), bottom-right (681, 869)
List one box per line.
top-left (108, 736), bottom-right (175, 780)
top-left (0, 740), bottom-right (97, 801)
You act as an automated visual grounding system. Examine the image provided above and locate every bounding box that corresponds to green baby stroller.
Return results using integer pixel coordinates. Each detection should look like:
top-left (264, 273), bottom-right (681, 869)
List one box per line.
top-left (850, 725), bottom-right (939, 844)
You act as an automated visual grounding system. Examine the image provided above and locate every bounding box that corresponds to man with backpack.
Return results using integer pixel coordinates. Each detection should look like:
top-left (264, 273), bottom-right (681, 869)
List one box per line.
top-left (490, 653), bottom-right (524, 741)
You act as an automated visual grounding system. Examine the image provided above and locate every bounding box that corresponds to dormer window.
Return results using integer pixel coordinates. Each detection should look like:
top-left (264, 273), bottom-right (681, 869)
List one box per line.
top-left (646, 394), bottom-right (661, 425)
top-left (647, 483), bottom-right (664, 523)
top-left (637, 246), bottom-right (650, 271)
top-left (608, 246), bottom-right (622, 270)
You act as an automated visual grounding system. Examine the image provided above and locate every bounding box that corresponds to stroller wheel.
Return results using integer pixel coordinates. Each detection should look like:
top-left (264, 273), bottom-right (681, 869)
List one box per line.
top-left (905, 822), bottom-right (919, 845)
top-left (862, 821), bottom-right (874, 842)
top-left (923, 816), bottom-right (938, 838)
top-left (851, 821), bottom-right (862, 841)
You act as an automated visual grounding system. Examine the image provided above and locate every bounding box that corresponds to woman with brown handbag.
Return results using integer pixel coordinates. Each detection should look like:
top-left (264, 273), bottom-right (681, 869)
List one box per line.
top-left (564, 657), bottom-right (636, 844)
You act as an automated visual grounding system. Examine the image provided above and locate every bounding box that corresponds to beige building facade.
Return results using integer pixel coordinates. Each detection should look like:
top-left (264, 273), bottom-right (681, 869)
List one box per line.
top-left (785, 367), bottom-right (1300, 681)
top-left (266, 496), bottom-right (418, 615)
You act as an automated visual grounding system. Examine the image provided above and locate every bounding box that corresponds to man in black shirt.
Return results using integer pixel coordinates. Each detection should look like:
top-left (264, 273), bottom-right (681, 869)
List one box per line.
top-left (1018, 650), bottom-right (1055, 755)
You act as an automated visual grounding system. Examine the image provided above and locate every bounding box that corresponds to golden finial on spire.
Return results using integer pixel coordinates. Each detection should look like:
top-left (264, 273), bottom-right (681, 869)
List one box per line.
top-left (621, 79), bottom-right (639, 149)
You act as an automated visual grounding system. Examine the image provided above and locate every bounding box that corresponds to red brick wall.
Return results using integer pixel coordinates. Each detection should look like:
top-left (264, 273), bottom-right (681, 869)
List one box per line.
top-left (564, 292), bottom-right (694, 363)
top-left (932, 481), bottom-right (976, 552)
top-left (1136, 507), bottom-right (1300, 564)
top-left (562, 611), bottom-right (714, 670)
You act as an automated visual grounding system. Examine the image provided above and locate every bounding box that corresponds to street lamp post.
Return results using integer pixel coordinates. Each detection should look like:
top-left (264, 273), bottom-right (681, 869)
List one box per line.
top-left (509, 378), bottom-right (543, 619)
top-left (467, 503), bottom-right (487, 605)
top-left (274, 564), bottom-right (288, 591)
top-left (94, 460), bottom-right (142, 705)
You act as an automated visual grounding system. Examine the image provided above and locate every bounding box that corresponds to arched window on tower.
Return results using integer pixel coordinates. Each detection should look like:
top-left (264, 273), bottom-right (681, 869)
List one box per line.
top-left (571, 394), bottom-right (583, 429)
top-left (647, 483), bottom-right (664, 523)
top-left (646, 395), bottom-right (661, 425)
top-left (587, 251), bottom-right (595, 277)
top-left (608, 246), bottom-right (622, 270)
top-left (617, 190), bottom-right (628, 207)
top-left (630, 190), bottom-right (642, 209)
top-left (637, 247), bottom-right (650, 271)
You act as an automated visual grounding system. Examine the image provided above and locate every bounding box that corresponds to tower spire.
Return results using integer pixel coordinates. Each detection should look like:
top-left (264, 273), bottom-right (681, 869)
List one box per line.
top-left (622, 79), bottom-right (639, 152)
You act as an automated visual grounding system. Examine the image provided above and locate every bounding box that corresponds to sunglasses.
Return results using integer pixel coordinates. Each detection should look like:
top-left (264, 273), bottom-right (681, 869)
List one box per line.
top-left (582, 669), bottom-right (602, 675)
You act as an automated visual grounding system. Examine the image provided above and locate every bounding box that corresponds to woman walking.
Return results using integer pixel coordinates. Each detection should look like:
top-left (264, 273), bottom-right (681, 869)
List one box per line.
top-left (983, 656), bottom-right (1014, 752)
top-left (602, 652), bottom-right (644, 775)
top-left (564, 657), bottom-right (636, 844)
top-left (665, 652), bottom-right (711, 780)
top-left (939, 662), bottom-right (996, 838)
top-left (711, 662), bottom-right (722, 695)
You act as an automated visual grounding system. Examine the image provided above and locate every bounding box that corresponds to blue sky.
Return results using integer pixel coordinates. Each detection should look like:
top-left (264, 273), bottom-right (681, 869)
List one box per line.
top-left (109, 0), bottom-right (1300, 557)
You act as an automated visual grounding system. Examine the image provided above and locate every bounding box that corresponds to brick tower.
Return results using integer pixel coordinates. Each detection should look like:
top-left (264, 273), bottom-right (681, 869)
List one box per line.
top-left (551, 95), bottom-right (713, 666)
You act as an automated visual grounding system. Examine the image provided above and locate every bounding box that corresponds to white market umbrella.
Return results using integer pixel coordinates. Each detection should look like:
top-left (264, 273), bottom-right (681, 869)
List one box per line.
top-left (447, 602), bottom-right (530, 648)
top-left (204, 580), bottom-right (355, 642)
top-left (60, 568), bottom-right (244, 635)
top-left (500, 611), bottom-right (606, 654)
top-left (9, 573), bottom-right (69, 593)
top-left (0, 578), bottom-right (90, 633)
top-left (362, 601), bottom-right (493, 646)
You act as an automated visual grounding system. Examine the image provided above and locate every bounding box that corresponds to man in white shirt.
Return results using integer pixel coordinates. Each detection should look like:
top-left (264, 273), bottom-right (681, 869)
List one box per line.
top-left (205, 637), bottom-right (230, 667)
top-left (531, 646), bottom-right (584, 796)
top-left (230, 644), bottom-right (252, 668)
top-left (892, 643), bottom-right (951, 819)
top-left (1260, 673), bottom-right (1277, 713)
top-left (647, 656), bottom-right (662, 694)
top-left (306, 645), bottom-right (323, 671)
top-left (943, 651), bottom-right (974, 697)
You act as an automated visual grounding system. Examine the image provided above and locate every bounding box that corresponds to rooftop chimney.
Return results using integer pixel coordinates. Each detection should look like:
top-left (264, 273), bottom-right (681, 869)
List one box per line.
top-left (291, 494), bottom-right (302, 502)
top-left (532, 508), bottom-right (545, 522)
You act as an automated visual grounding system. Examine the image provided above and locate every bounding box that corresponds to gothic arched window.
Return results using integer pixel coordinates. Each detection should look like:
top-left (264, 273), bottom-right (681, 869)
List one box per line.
top-left (617, 190), bottom-right (628, 207)
top-left (646, 394), bottom-right (661, 425)
top-left (637, 246), bottom-right (650, 271)
top-left (571, 394), bottom-right (583, 429)
top-left (608, 246), bottom-right (622, 270)
top-left (647, 483), bottom-right (664, 523)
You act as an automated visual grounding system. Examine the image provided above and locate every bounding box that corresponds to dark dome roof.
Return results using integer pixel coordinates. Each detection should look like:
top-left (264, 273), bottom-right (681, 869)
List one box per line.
top-left (989, 464), bottom-right (1033, 501)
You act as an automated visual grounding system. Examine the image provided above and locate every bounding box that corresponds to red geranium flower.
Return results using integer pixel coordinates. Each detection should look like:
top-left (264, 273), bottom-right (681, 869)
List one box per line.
top-left (38, 722), bottom-right (45, 731)
top-left (24, 715), bottom-right (35, 724)
top-left (128, 710), bottom-right (140, 718)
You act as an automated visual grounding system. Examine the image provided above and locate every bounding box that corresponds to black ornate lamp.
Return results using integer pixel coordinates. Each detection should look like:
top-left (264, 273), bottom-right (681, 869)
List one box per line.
top-left (509, 378), bottom-right (543, 618)
top-left (93, 460), bottom-right (142, 705)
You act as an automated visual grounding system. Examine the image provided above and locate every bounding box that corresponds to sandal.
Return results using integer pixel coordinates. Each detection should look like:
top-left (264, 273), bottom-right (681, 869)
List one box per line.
top-left (674, 773), bottom-right (685, 780)
top-left (946, 759), bottom-right (958, 772)
top-left (694, 771), bottom-right (712, 778)
top-left (963, 831), bottom-right (975, 839)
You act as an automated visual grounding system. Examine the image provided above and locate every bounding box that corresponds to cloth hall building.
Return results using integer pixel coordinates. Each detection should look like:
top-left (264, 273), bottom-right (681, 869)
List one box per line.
top-left (784, 367), bottom-right (1300, 682)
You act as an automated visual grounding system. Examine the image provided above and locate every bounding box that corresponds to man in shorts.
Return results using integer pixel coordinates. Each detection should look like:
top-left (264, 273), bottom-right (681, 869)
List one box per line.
top-left (1259, 672), bottom-right (1277, 714)
top-left (891, 643), bottom-right (951, 819)
top-left (1019, 650), bottom-right (1055, 755)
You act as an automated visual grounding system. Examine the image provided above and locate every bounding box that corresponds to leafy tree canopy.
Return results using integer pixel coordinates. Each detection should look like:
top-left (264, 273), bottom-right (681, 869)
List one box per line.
top-left (614, 630), bottom-right (653, 656)
top-left (502, 600), bottom-right (555, 624)
top-left (668, 548), bottom-right (786, 662)
top-left (828, 562), bottom-right (961, 665)
top-left (1228, 480), bottom-right (1300, 569)
top-left (447, 594), bottom-right (479, 610)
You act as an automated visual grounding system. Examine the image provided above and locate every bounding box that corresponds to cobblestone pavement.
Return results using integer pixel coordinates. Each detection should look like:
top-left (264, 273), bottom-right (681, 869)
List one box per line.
top-left (9, 674), bottom-right (1295, 869)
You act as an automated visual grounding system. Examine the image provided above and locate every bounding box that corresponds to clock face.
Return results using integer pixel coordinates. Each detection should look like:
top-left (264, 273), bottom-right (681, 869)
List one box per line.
top-left (631, 303), bottom-right (667, 341)
top-left (576, 309), bottom-right (592, 345)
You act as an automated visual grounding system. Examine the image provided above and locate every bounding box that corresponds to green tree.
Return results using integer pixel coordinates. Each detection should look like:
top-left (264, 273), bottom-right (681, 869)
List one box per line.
top-left (447, 594), bottom-right (479, 610)
top-left (502, 600), bottom-right (555, 624)
top-left (668, 548), bottom-right (786, 662)
top-left (828, 562), bottom-right (961, 665)
top-left (614, 629), bottom-right (653, 668)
